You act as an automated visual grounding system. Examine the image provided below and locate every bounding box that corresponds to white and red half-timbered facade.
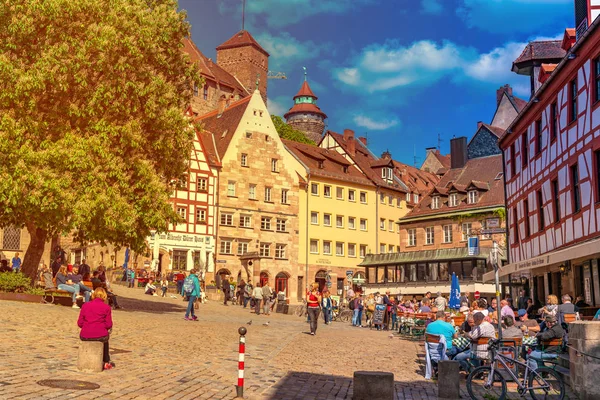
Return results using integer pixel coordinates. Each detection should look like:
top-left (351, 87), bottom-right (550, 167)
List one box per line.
top-left (496, 11), bottom-right (600, 309)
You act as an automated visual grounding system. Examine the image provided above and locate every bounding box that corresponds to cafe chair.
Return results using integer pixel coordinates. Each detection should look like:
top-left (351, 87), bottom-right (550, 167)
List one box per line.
top-left (424, 333), bottom-right (447, 380)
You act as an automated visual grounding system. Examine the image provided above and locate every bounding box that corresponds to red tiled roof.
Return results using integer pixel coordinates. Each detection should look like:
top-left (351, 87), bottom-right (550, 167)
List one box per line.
top-left (513, 40), bottom-right (565, 67)
top-left (539, 63), bottom-right (558, 84)
top-left (561, 28), bottom-right (576, 51)
top-left (283, 140), bottom-right (375, 187)
top-left (511, 96), bottom-right (528, 112)
top-left (284, 102), bottom-right (327, 119)
top-left (393, 160), bottom-right (440, 196)
top-left (402, 155), bottom-right (505, 220)
top-left (371, 158), bottom-right (394, 168)
top-left (216, 30), bottom-right (269, 57)
top-left (195, 96), bottom-right (252, 159)
top-left (432, 150), bottom-right (451, 169)
top-left (196, 130), bottom-right (222, 168)
top-left (468, 180), bottom-right (490, 191)
top-left (182, 38), bottom-right (248, 95)
top-left (294, 81), bottom-right (317, 99)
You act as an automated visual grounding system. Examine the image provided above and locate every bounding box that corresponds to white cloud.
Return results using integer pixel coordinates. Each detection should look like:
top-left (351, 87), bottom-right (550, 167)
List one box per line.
top-left (353, 115), bottom-right (400, 130)
top-left (255, 32), bottom-right (328, 71)
top-left (267, 96), bottom-right (288, 117)
top-left (421, 0), bottom-right (443, 14)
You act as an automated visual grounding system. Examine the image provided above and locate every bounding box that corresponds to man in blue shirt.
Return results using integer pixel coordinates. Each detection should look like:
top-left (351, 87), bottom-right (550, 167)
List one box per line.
top-left (11, 253), bottom-right (22, 273)
top-left (425, 310), bottom-right (458, 357)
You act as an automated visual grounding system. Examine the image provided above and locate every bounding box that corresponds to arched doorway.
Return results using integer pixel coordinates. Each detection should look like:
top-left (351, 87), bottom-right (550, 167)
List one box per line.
top-left (275, 272), bottom-right (289, 297)
top-left (260, 271), bottom-right (269, 287)
top-left (352, 271), bottom-right (366, 293)
top-left (315, 270), bottom-right (327, 292)
top-left (216, 268), bottom-right (231, 289)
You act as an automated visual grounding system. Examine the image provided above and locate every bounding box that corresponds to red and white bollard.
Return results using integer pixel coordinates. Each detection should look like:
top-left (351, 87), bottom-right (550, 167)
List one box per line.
top-left (236, 326), bottom-right (247, 398)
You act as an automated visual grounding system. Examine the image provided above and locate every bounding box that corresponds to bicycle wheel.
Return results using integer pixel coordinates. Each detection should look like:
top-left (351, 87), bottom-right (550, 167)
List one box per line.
top-left (528, 367), bottom-right (565, 400)
top-left (294, 305), bottom-right (304, 317)
top-left (340, 310), bottom-right (352, 322)
top-left (466, 366), bottom-right (507, 400)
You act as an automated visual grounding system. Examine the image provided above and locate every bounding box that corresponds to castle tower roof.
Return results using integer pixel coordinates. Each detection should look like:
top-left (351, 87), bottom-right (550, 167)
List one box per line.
top-left (284, 79), bottom-right (327, 119)
top-left (216, 30), bottom-right (269, 57)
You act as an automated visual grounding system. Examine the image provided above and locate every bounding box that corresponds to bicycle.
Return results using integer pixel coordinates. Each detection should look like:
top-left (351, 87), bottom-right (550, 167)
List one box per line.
top-left (294, 299), bottom-right (307, 317)
top-left (466, 338), bottom-right (565, 400)
top-left (332, 304), bottom-right (352, 322)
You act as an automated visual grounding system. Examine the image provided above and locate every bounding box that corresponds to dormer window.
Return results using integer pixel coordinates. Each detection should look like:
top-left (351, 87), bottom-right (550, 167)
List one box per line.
top-left (381, 167), bottom-right (394, 181)
top-left (449, 193), bottom-right (458, 207)
top-left (413, 194), bottom-right (419, 203)
top-left (431, 196), bottom-right (440, 209)
top-left (468, 190), bottom-right (478, 204)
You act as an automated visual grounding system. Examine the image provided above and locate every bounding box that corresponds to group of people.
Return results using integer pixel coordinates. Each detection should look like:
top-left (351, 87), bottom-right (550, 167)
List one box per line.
top-left (0, 252), bottom-right (22, 273)
top-left (221, 277), bottom-right (283, 317)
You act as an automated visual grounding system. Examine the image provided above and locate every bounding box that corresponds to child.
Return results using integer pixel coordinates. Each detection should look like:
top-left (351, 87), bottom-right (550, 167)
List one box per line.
top-left (160, 279), bottom-right (168, 297)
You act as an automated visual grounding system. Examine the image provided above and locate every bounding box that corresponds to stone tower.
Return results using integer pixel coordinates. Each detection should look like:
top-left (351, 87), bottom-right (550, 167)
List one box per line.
top-left (216, 30), bottom-right (269, 104)
top-left (284, 76), bottom-right (327, 144)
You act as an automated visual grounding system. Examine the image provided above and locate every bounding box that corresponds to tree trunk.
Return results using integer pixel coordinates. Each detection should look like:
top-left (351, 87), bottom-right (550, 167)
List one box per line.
top-left (21, 227), bottom-right (48, 285)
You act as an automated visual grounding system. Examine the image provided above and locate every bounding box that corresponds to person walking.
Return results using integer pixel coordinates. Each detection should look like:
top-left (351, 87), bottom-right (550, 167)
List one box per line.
top-left (261, 281), bottom-right (273, 316)
top-left (182, 269), bottom-right (201, 321)
top-left (238, 280), bottom-right (246, 306)
top-left (307, 283), bottom-right (321, 335)
top-left (160, 278), bottom-right (168, 297)
top-left (221, 276), bottom-right (231, 306)
top-left (322, 291), bottom-right (333, 325)
top-left (11, 252), bottom-right (22, 273)
top-left (77, 287), bottom-right (114, 370)
top-left (243, 282), bottom-right (252, 308)
top-left (252, 282), bottom-right (263, 315)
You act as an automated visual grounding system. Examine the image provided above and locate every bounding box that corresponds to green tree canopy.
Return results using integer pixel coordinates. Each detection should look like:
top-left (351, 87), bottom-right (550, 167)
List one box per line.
top-left (0, 0), bottom-right (201, 281)
top-left (271, 115), bottom-right (315, 145)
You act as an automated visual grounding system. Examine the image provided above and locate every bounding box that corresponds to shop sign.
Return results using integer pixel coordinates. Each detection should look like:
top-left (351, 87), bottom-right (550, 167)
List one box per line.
top-left (516, 256), bottom-right (548, 271)
top-left (468, 237), bottom-right (479, 256)
top-left (316, 258), bottom-right (331, 265)
top-left (487, 218), bottom-right (500, 229)
top-left (216, 260), bottom-right (227, 264)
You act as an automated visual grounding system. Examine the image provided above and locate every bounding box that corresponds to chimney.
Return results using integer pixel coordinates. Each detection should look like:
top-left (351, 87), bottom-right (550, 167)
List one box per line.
top-left (344, 129), bottom-right (355, 156)
top-left (496, 84), bottom-right (512, 105)
top-left (450, 136), bottom-right (468, 169)
top-left (381, 150), bottom-right (392, 160)
top-left (477, 121), bottom-right (483, 130)
top-left (358, 136), bottom-right (367, 146)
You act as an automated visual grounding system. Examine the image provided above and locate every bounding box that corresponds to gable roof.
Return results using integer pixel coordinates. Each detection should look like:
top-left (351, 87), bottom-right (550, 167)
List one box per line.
top-left (216, 30), bottom-right (270, 57)
top-left (294, 81), bottom-right (317, 99)
top-left (512, 40), bottom-right (565, 71)
top-left (194, 96), bottom-right (252, 159)
top-left (481, 123), bottom-right (505, 138)
top-left (284, 102), bottom-right (327, 119)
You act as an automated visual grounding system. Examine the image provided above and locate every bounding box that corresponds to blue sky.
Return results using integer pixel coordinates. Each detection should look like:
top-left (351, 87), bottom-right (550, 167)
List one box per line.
top-left (180, 0), bottom-right (574, 165)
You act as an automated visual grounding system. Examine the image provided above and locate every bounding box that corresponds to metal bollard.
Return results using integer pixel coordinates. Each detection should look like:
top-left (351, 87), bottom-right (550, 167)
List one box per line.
top-left (236, 326), bottom-right (247, 398)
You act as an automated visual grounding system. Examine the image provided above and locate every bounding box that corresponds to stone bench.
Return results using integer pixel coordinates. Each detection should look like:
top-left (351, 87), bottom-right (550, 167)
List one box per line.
top-left (353, 371), bottom-right (394, 400)
top-left (77, 341), bottom-right (104, 373)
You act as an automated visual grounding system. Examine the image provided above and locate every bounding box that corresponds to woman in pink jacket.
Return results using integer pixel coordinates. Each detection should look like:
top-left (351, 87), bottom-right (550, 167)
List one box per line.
top-left (77, 287), bottom-right (114, 370)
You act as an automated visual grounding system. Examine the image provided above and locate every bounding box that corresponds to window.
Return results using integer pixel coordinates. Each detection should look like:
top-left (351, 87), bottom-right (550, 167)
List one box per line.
top-left (336, 187), bottom-right (344, 200)
top-left (177, 207), bottom-right (186, 219)
top-left (595, 57), bottom-right (600, 103)
top-left (388, 244), bottom-right (394, 253)
top-left (276, 218), bottom-right (287, 232)
top-left (481, 219), bottom-right (491, 240)
top-left (348, 217), bottom-right (356, 229)
top-left (275, 244), bottom-right (286, 259)
top-left (388, 195), bottom-right (393, 205)
top-left (537, 190), bottom-right (545, 231)
top-left (264, 187), bottom-right (272, 202)
top-left (245, 132), bottom-right (252, 139)
top-left (193, 85), bottom-right (198, 96)
top-left (431, 196), bottom-right (440, 209)
top-left (240, 214), bottom-right (251, 228)
top-left (397, 197), bottom-right (402, 208)
top-left (551, 101), bottom-right (558, 141)
top-left (413, 193), bottom-right (419, 203)
top-left (237, 242), bottom-right (249, 255)
top-left (552, 178), bottom-right (560, 223)
top-left (596, 150), bottom-right (600, 201)
top-left (359, 191), bottom-right (366, 203)
top-left (360, 219), bottom-right (367, 231)
top-left (380, 244), bottom-right (386, 254)
top-left (426, 227), bottom-right (434, 245)
top-left (259, 243), bottom-right (270, 257)
top-left (323, 241), bottom-right (332, 255)
top-left (220, 240), bottom-right (232, 254)
top-left (196, 209), bottom-right (206, 223)
top-left (572, 163), bottom-right (581, 213)
top-left (248, 184), bottom-right (256, 200)
top-left (271, 159), bottom-right (278, 172)
top-left (510, 143), bottom-right (516, 176)
top-left (535, 119), bottom-right (542, 155)
top-left (524, 199), bottom-right (530, 237)
top-left (349, 190), bottom-right (356, 202)
top-left (522, 132), bottom-right (528, 168)
top-left (443, 225), bottom-right (452, 243)
top-left (407, 229), bottom-right (416, 246)
top-left (406, 192), bottom-right (411, 201)
top-left (461, 223), bottom-right (472, 241)
top-left (388, 220), bottom-right (394, 231)
top-left (324, 214), bottom-right (331, 226)
top-left (336, 215), bottom-right (344, 228)
top-left (468, 190), bottom-right (478, 204)
top-left (324, 185), bottom-right (331, 198)
top-left (513, 207), bottom-right (519, 242)
top-left (396, 246), bottom-right (400, 252)
top-left (311, 212), bottom-right (319, 225)
top-left (449, 193), bottom-right (458, 207)
top-left (380, 218), bottom-right (385, 230)
top-left (311, 183), bottom-right (319, 195)
top-left (336, 242), bottom-right (344, 256)
top-left (569, 78), bottom-right (578, 123)
top-left (261, 217), bottom-right (272, 230)
top-left (197, 177), bottom-right (207, 192)
top-left (281, 189), bottom-right (289, 204)
top-left (220, 213), bottom-right (233, 226)
top-left (310, 240), bottom-right (319, 254)
top-left (348, 243), bottom-right (356, 257)
top-left (203, 85), bottom-right (208, 100)
top-left (359, 245), bottom-right (367, 258)
top-left (380, 193), bottom-right (385, 204)
top-left (227, 181), bottom-right (236, 197)
top-left (241, 153), bottom-right (248, 167)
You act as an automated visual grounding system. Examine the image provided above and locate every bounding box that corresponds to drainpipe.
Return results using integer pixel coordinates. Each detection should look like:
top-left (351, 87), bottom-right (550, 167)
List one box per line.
top-left (305, 173), bottom-right (310, 301)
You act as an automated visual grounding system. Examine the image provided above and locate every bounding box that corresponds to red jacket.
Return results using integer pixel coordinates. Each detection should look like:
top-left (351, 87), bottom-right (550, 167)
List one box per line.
top-left (77, 298), bottom-right (113, 338)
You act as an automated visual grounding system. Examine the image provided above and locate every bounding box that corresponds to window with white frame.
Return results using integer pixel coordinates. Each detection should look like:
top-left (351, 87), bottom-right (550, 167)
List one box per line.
top-left (237, 242), bottom-right (249, 255)
top-left (275, 244), bottom-right (286, 259)
top-left (360, 219), bottom-right (367, 231)
top-left (406, 192), bottom-right (411, 201)
top-left (336, 242), bottom-right (344, 256)
top-left (227, 181), bottom-right (236, 197)
top-left (311, 183), bottom-right (319, 195)
top-left (359, 245), bottom-right (367, 258)
top-left (349, 190), bottom-right (356, 201)
top-left (348, 217), bottom-right (356, 229)
top-left (177, 207), bottom-right (186, 219)
top-left (259, 243), bottom-right (270, 257)
top-left (261, 216), bottom-right (272, 230)
top-left (336, 187), bottom-right (343, 200)
top-left (264, 187), bottom-right (272, 202)
top-left (407, 229), bottom-right (416, 246)
top-left (359, 191), bottom-right (366, 203)
top-left (323, 241), bottom-right (332, 255)
top-left (397, 197), bottom-right (402, 208)
top-left (380, 244), bottom-right (386, 253)
top-left (271, 158), bottom-right (278, 172)
top-left (281, 189), bottom-right (289, 204)
top-left (431, 196), bottom-right (440, 209)
top-left (388, 244), bottom-right (394, 253)
top-left (481, 220), bottom-right (491, 240)
top-left (336, 215), bottom-right (344, 228)
top-left (462, 223), bottom-right (472, 241)
top-left (380, 193), bottom-right (385, 203)
top-left (220, 213), bottom-right (233, 226)
top-left (468, 190), bottom-right (478, 204)
top-left (426, 227), bottom-right (434, 245)
top-left (380, 218), bottom-right (385, 230)
top-left (276, 218), bottom-right (287, 232)
top-left (388, 220), bottom-right (394, 231)
top-left (348, 243), bottom-right (356, 257)
top-left (413, 193), bottom-right (419, 203)
top-left (310, 239), bottom-right (319, 254)
top-left (196, 209), bottom-right (206, 223)
top-left (220, 240), bottom-right (232, 254)
top-left (241, 153), bottom-right (248, 167)
top-left (197, 177), bottom-right (207, 192)
top-left (449, 193), bottom-right (458, 207)
top-left (239, 214), bottom-right (251, 228)
top-left (311, 212), bottom-right (319, 225)
top-left (324, 214), bottom-right (331, 226)
top-left (396, 245), bottom-right (400, 252)
top-left (443, 225), bottom-right (453, 243)
top-left (324, 185), bottom-right (332, 198)
top-left (249, 184), bottom-right (256, 200)
top-left (388, 195), bottom-right (393, 205)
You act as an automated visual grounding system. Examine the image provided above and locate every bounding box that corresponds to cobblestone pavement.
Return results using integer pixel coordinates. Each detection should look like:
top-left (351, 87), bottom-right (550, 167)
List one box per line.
top-left (0, 287), bottom-right (577, 399)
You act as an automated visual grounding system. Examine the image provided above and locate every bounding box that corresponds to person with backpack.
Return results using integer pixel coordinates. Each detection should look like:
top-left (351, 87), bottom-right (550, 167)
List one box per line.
top-left (182, 269), bottom-right (201, 321)
top-left (243, 283), bottom-right (253, 308)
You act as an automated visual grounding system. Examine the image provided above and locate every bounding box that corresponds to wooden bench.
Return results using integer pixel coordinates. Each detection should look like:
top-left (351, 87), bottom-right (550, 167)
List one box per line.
top-left (40, 276), bottom-right (91, 305)
top-left (563, 313), bottom-right (577, 323)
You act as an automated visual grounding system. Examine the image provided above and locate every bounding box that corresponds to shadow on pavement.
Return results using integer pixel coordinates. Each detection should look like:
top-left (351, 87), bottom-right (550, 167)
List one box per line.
top-left (116, 295), bottom-right (187, 314)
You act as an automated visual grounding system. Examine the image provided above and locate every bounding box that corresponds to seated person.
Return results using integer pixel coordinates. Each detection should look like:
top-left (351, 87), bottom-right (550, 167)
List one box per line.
top-left (56, 265), bottom-right (88, 308)
top-left (77, 287), bottom-right (114, 370)
top-left (575, 295), bottom-right (589, 309)
top-left (455, 312), bottom-right (496, 372)
top-left (41, 268), bottom-right (56, 289)
top-left (68, 267), bottom-right (92, 297)
top-left (0, 259), bottom-right (11, 272)
top-left (425, 310), bottom-right (458, 357)
top-left (526, 315), bottom-right (565, 371)
top-left (91, 271), bottom-right (121, 310)
top-left (419, 298), bottom-right (432, 313)
top-left (594, 308), bottom-right (600, 321)
top-left (145, 280), bottom-right (157, 296)
top-left (515, 309), bottom-right (540, 334)
top-left (460, 313), bottom-right (475, 333)
top-left (501, 315), bottom-right (523, 338)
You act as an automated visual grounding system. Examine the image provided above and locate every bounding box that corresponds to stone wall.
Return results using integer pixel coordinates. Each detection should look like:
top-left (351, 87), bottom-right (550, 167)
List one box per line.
top-left (216, 46), bottom-right (268, 104)
top-left (467, 127), bottom-right (501, 159)
top-left (287, 118), bottom-right (325, 144)
top-left (190, 79), bottom-right (239, 116)
top-left (569, 321), bottom-right (600, 400)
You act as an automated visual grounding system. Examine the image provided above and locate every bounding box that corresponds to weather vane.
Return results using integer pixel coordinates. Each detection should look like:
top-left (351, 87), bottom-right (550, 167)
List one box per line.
top-left (303, 66), bottom-right (307, 81)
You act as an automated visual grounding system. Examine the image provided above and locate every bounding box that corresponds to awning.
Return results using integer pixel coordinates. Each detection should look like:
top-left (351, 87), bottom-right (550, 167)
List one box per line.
top-left (482, 237), bottom-right (600, 282)
top-left (359, 247), bottom-right (505, 267)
